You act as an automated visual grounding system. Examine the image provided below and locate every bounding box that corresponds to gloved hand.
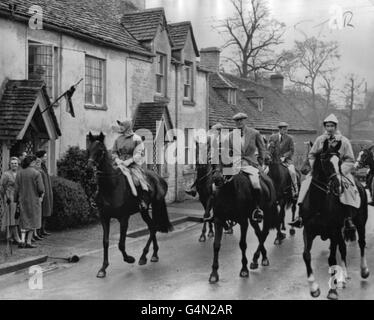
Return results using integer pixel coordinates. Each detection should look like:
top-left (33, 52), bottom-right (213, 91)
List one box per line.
top-left (123, 158), bottom-right (134, 167)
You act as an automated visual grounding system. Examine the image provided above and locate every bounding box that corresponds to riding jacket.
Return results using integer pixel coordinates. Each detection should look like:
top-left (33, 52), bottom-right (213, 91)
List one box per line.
top-left (268, 133), bottom-right (295, 162)
top-left (112, 133), bottom-right (144, 165)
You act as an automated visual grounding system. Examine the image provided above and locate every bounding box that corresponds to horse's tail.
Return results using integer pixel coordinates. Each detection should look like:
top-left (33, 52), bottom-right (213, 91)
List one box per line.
top-left (152, 198), bottom-right (174, 233)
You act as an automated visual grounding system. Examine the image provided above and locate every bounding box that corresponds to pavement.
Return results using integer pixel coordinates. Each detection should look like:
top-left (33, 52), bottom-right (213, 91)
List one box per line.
top-left (0, 201), bottom-right (373, 300)
top-left (0, 200), bottom-right (204, 275)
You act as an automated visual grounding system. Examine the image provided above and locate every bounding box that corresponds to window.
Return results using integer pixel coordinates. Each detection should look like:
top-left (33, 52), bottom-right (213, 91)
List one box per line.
top-left (28, 42), bottom-right (53, 98)
top-left (184, 128), bottom-right (195, 168)
top-left (156, 53), bottom-right (166, 95)
top-left (85, 55), bottom-right (105, 106)
top-left (228, 89), bottom-right (236, 105)
top-left (184, 62), bottom-right (193, 100)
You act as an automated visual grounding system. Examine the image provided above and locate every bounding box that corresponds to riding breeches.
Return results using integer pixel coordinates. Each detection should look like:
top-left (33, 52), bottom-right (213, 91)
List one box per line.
top-left (297, 174), bottom-right (312, 205)
top-left (287, 164), bottom-right (298, 190)
top-left (116, 161), bottom-right (149, 197)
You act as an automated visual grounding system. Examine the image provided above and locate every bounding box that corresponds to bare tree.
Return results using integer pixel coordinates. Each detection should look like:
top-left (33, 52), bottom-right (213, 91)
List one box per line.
top-left (340, 74), bottom-right (373, 139)
top-left (214, 0), bottom-right (286, 79)
top-left (281, 37), bottom-right (340, 130)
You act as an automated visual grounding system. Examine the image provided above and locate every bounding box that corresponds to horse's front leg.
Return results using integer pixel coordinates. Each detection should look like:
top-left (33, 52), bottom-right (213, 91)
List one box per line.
top-left (249, 219), bottom-right (269, 269)
top-left (239, 221), bottom-right (249, 277)
top-left (303, 228), bottom-right (320, 298)
top-left (290, 201), bottom-right (297, 236)
top-left (119, 215), bottom-right (135, 264)
top-left (97, 214), bottom-right (110, 278)
top-left (139, 209), bottom-right (156, 265)
top-left (327, 239), bottom-right (339, 300)
top-left (208, 222), bottom-right (214, 238)
top-left (209, 222), bottom-right (223, 283)
top-left (337, 235), bottom-right (350, 287)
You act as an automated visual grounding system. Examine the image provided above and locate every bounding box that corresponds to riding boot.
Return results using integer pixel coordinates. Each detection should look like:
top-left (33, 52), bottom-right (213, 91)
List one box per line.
top-left (185, 181), bottom-right (197, 197)
top-left (251, 189), bottom-right (264, 223)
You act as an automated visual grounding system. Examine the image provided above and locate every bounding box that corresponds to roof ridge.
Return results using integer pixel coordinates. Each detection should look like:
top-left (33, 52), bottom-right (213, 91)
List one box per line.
top-left (168, 21), bottom-right (191, 26)
top-left (122, 7), bottom-right (165, 15)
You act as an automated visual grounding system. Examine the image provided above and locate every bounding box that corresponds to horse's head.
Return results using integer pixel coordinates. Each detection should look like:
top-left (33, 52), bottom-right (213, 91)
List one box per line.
top-left (87, 132), bottom-right (106, 169)
top-left (317, 138), bottom-right (343, 195)
top-left (355, 147), bottom-right (374, 169)
top-left (212, 165), bottom-right (225, 187)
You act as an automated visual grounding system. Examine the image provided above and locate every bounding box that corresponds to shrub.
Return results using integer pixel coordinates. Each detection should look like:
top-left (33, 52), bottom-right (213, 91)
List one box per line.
top-left (47, 176), bottom-right (94, 231)
top-left (57, 146), bottom-right (97, 200)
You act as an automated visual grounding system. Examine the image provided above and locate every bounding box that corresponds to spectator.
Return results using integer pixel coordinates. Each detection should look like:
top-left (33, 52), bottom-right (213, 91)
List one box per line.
top-left (18, 152), bottom-right (27, 169)
top-left (14, 155), bottom-right (45, 249)
top-left (35, 150), bottom-right (53, 237)
top-left (0, 157), bottom-right (22, 244)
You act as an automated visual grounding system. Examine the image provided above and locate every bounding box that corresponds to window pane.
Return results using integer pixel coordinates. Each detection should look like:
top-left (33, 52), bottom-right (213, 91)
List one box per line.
top-left (85, 56), bottom-right (104, 105)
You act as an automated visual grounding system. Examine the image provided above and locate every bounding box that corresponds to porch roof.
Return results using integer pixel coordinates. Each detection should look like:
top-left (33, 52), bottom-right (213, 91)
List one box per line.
top-left (0, 80), bottom-right (61, 141)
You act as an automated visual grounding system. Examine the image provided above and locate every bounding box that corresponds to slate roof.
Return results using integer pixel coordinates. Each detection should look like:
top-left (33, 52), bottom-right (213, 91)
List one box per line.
top-left (209, 72), bottom-right (316, 133)
top-left (121, 7), bottom-right (172, 44)
top-left (0, 0), bottom-right (152, 56)
top-left (133, 102), bottom-right (173, 137)
top-left (168, 21), bottom-right (199, 56)
top-left (0, 80), bottom-right (61, 140)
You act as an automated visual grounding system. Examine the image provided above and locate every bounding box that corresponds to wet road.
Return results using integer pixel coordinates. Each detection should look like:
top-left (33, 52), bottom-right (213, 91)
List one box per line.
top-left (0, 206), bottom-right (373, 300)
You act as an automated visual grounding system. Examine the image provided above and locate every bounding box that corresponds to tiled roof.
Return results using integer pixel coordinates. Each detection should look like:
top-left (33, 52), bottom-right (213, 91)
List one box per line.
top-left (133, 102), bottom-right (173, 137)
top-left (0, 80), bottom-right (61, 140)
top-left (209, 72), bottom-right (316, 133)
top-left (0, 0), bottom-right (152, 56)
top-left (168, 21), bottom-right (199, 56)
top-left (121, 7), bottom-right (171, 44)
top-left (210, 73), bottom-right (237, 89)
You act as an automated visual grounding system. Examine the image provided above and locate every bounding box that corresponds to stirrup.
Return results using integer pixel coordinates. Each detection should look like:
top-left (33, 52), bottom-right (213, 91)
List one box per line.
top-left (252, 208), bottom-right (264, 223)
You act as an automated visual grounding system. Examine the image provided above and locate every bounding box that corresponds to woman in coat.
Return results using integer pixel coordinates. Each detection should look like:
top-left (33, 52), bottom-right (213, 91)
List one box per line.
top-left (0, 157), bottom-right (22, 244)
top-left (14, 155), bottom-right (45, 248)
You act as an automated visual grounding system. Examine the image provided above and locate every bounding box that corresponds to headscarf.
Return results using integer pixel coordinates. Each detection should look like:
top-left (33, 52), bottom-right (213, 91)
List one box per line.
top-left (117, 119), bottom-right (134, 138)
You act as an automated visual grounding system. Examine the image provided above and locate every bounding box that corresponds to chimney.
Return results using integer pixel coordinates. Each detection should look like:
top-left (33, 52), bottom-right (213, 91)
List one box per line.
top-left (200, 47), bottom-right (221, 73)
top-left (270, 73), bottom-right (284, 92)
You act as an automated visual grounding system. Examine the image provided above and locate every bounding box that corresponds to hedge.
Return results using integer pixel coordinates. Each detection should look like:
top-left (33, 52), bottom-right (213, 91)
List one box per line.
top-left (47, 176), bottom-right (94, 231)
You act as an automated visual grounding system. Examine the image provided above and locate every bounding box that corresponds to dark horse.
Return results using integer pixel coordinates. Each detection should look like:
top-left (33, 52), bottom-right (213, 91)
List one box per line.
top-left (208, 168), bottom-right (280, 283)
top-left (266, 141), bottom-right (301, 236)
top-left (355, 145), bottom-right (374, 202)
top-left (301, 139), bottom-right (369, 300)
top-left (87, 132), bottom-right (173, 278)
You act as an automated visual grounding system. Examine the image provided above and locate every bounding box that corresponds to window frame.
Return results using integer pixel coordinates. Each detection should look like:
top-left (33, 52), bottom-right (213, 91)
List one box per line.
top-left (183, 61), bottom-right (194, 101)
top-left (155, 52), bottom-right (167, 96)
top-left (184, 128), bottom-right (196, 170)
top-left (28, 41), bottom-right (55, 99)
top-left (84, 55), bottom-right (107, 109)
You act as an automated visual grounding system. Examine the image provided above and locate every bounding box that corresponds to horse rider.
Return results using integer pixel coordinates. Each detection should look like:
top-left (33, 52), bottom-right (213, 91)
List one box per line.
top-left (268, 122), bottom-right (298, 197)
top-left (112, 119), bottom-right (149, 212)
top-left (185, 123), bottom-right (223, 198)
top-left (226, 112), bottom-right (267, 222)
top-left (289, 114), bottom-right (357, 232)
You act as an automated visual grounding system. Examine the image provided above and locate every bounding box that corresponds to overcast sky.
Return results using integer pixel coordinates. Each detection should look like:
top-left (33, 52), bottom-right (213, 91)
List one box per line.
top-left (146, 0), bottom-right (374, 93)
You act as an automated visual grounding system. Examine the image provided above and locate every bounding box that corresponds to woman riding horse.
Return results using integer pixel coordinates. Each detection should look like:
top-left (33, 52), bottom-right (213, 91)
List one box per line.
top-left (298, 138), bottom-right (369, 300)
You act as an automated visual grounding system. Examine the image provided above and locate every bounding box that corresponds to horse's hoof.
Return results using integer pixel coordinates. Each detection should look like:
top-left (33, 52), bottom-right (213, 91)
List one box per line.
top-left (310, 288), bottom-right (321, 298)
top-left (327, 289), bottom-right (338, 300)
top-left (261, 258), bottom-right (270, 267)
top-left (123, 255), bottom-right (135, 264)
top-left (290, 228), bottom-right (296, 236)
top-left (209, 273), bottom-right (219, 283)
top-left (208, 232), bottom-right (214, 238)
top-left (199, 235), bottom-right (206, 242)
top-left (240, 269), bottom-right (249, 278)
top-left (151, 256), bottom-right (159, 263)
top-left (250, 262), bottom-right (259, 270)
top-left (96, 270), bottom-right (106, 278)
top-left (361, 268), bottom-right (370, 279)
top-left (138, 257), bottom-right (147, 265)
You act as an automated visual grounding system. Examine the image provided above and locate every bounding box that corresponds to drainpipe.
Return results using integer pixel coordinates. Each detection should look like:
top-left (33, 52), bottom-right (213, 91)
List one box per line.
top-left (174, 63), bottom-right (179, 202)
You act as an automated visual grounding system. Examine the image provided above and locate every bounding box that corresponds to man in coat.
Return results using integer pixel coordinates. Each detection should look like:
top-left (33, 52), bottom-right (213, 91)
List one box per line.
top-left (35, 150), bottom-right (53, 237)
top-left (268, 122), bottom-right (298, 197)
top-left (226, 112), bottom-right (267, 222)
top-left (14, 155), bottom-right (45, 248)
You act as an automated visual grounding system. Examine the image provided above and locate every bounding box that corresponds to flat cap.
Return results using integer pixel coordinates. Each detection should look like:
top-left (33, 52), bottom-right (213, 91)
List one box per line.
top-left (278, 121), bottom-right (289, 128)
top-left (233, 113), bottom-right (248, 121)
